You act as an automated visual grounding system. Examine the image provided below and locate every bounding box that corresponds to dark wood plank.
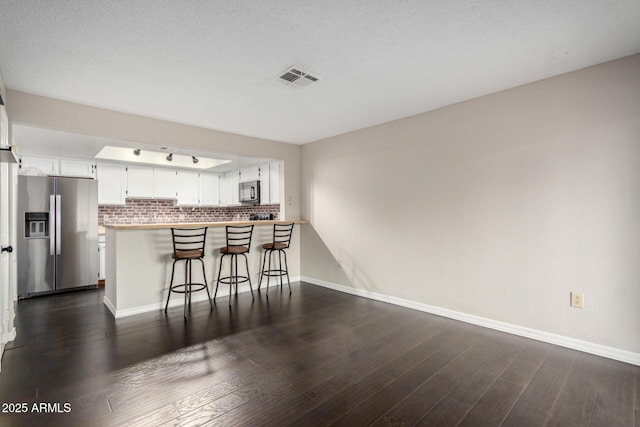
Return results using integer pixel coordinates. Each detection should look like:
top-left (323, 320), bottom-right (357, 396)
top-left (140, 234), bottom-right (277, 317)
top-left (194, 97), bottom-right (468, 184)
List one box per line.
top-left (168, 311), bottom-right (445, 426)
top-left (0, 284), bottom-right (638, 427)
top-left (287, 321), bottom-right (464, 426)
top-left (457, 340), bottom-right (550, 427)
top-left (589, 359), bottom-right (636, 427)
top-left (544, 352), bottom-right (604, 427)
top-left (114, 294), bottom-right (428, 425)
top-left (414, 333), bottom-right (524, 426)
top-left (635, 368), bottom-right (640, 426)
top-left (457, 379), bottom-right (525, 427)
top-left (370, 331), bottom-right (519, 426)
top-left (501, 346), bottom-right (577, 426)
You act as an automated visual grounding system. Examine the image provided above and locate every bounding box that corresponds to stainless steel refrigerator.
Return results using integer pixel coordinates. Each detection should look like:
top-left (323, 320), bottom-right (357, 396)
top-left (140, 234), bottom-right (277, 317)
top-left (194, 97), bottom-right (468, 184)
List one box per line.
top-left (18, 176), bottom-right (99, 298)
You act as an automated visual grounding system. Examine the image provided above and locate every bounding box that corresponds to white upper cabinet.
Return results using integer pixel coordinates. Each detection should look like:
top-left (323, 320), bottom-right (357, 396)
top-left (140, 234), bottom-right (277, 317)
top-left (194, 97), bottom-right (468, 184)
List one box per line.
top-left (20, 156), bottom-right (96, 178)
top-left (223, 170), bottom-right (240, 205)
top-left (19, 155), bottom-right (59, 176)
top-left (153, 168), bottom-right (178, 199)
top-left (97, 163), bottom-right (126, 205)
top-left (219, 173), bottom-right (228, 205)
top-left (200, 173), bottom-right (220, 206)
top-left (259, 163), bottom-right (270, 205)
top-left (19, 154), bottom-right (280, 207)
top-left (269, 161), bottom-right (280, 204)
top-left (177, 171), bottom-right (200, 205)
top-left (60, 159), bottom-right (95, 178)
top-left (240, 165), bottom-right (259, 182)
top-left (126, 166), bottom-right (154, 198)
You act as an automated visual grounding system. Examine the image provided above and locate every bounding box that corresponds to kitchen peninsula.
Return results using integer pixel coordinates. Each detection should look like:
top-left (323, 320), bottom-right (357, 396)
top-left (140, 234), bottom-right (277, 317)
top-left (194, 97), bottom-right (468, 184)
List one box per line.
top-left (103, 220), bottom-right (306, 318)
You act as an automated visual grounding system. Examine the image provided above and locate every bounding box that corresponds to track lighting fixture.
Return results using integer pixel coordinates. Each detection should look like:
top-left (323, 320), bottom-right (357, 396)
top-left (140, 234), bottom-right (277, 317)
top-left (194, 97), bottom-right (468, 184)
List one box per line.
top-left (96, 146), bottom-right (231, 169)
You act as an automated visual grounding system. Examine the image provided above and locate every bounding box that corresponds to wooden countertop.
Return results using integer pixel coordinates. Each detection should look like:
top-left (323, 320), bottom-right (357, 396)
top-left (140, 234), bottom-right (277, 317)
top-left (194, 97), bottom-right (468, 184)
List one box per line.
top-left (103, 219), bottom-right (308, 230)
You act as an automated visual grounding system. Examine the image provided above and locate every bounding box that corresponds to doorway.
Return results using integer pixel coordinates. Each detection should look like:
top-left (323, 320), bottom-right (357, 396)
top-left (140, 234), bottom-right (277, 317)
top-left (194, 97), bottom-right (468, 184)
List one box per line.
top-left (0, 106), bottom-right (17, 366)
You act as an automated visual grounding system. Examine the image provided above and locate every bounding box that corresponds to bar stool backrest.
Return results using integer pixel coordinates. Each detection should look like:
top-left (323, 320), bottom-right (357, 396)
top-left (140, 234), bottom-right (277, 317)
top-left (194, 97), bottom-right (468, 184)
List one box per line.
top-left (272, 223), bottom-right (294, 248)
top-left (225, 225), bottom-right (254, 250)
top-left (171, 227), bottom-right (207, 257)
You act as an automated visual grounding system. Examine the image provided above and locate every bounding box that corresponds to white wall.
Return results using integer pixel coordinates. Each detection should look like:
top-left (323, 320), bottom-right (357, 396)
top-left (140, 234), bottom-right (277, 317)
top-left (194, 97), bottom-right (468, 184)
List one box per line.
top-left (301, 54), bottom-right (640, 357)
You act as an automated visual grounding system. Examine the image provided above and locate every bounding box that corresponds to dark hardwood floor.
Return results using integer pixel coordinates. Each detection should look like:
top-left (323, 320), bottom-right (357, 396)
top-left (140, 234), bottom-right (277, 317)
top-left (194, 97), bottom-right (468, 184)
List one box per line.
top-left (0, 282), bottom-right (638, 426)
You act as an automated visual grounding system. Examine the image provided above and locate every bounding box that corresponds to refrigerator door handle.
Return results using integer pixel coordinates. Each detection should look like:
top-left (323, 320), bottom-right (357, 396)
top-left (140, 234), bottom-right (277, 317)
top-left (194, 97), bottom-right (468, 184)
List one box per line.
top-left (56, 194), bottom-right (62, 255)
top-left (49, 195), bottom-right (56, 256)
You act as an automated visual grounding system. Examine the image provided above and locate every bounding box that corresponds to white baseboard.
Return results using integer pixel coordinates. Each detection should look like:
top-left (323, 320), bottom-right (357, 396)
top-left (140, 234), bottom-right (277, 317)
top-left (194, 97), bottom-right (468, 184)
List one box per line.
top-left (103, 284), bottom-right (256, 319)
top-left (0, 327), bottom-right (16, 373)
top-left (103, 295), bottom-right (117, 317)
top-left (300, 276), bottom-right (640, 366)
top-left (1, 327), bottom-right (16, 345)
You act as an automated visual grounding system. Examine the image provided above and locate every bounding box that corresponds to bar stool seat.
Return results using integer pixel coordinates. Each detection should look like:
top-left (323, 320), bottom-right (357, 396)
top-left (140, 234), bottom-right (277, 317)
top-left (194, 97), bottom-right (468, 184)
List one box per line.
top-left (220, 246), bottom-right (249, 255)
top-left (165, 227), bottom-right (213, 318)
top-left (214, 225), bottom-right (255, 305)
top-left (262, 242), bottom-right (288, 250)
top-left (259, 223), bottom-right (295, 295)
top-left (173, 249), bottom-right (204, 259)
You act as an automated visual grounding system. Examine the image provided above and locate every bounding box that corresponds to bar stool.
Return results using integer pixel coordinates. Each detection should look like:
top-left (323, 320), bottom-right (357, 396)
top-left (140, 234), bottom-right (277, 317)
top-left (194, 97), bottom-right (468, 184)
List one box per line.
top-left (259, 223), bottom-right (294, 295)
top-left (165, 227), bottom-right (213, 317)
top-left (214, 225), bottom-right (255, 305)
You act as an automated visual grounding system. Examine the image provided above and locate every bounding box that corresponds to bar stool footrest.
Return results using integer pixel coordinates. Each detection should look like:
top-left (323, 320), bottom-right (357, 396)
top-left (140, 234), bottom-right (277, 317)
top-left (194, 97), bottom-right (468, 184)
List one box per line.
top-left (169, 283), bottom-right (208, 294)
top-left (217, 276), bottom-right (250, 285)
top-left (262, 269), bottom-right (288, 277)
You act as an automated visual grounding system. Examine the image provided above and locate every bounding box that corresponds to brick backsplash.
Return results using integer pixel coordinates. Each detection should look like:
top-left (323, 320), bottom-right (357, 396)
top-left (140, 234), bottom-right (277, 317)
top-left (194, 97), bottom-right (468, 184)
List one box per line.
top-left (99, 199), bottom-right (280, 225)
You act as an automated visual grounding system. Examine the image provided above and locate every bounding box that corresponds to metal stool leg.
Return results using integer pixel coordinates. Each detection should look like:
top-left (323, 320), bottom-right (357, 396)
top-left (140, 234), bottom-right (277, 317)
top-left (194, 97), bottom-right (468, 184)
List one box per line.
top-left (200, 258), bottom-right (213, 310)
top-left (258, 249), bottom-right (268, 289)
top-left (234, 254), bottom-right (239, 295)
top-left (183, 259), bottom-right (189, 318)
top-left (283, 249), bottom-right (292, 294)
top-left (278, 250), bottom-right (284, 288)
top-left (214, 254), bottom-right (224, 300)
top-left (165, 259), bottom-right (177, 312)
top-left (242, 253), bottom-right (254, 300)
top-left (266, 249), bottom-right (272, 295)
top-left (229, 254), bottom-right (235, 306)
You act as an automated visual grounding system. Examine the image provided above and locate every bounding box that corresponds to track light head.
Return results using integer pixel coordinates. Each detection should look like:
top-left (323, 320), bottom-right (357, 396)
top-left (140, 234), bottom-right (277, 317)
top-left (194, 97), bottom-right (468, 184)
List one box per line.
top-left (133, 149), bottom-right (141, 156)
top-left (166, 153), bottom-right (173, 161)
top-left (192, 156), bottom-right (199, 164)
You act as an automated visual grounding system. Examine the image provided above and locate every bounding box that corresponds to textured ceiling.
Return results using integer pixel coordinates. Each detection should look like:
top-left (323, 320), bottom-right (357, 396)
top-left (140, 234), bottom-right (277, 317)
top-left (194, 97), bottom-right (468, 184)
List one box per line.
top-left (0, 0), bottom-right (639, 144)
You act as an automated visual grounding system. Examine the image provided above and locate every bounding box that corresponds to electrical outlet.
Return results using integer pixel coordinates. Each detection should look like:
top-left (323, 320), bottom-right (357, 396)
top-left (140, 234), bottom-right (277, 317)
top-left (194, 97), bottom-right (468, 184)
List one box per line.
top-left (570, 291), bottom-right (585, 309)
top-left (178, 214), bottom-right (185, 220)
top-left (338, 258), bottom-right (344, 268)
top-left (103, 214), bottom-right (109, 222)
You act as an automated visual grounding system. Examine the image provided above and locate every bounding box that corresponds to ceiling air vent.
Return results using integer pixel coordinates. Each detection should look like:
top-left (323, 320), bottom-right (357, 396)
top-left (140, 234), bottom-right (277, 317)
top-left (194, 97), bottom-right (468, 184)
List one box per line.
top-left (277, 67), bottom-right (320, 88)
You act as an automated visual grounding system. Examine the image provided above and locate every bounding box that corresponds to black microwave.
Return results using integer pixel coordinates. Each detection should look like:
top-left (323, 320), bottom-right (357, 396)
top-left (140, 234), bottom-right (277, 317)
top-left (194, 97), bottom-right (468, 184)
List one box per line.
top-left (239, 180), bottom-right (260, 204)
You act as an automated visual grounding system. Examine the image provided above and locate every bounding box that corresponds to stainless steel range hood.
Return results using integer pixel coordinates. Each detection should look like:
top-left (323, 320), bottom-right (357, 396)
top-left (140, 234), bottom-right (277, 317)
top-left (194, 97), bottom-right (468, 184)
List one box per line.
top-left (0, 146), bottom-right (17, 163)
